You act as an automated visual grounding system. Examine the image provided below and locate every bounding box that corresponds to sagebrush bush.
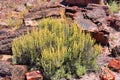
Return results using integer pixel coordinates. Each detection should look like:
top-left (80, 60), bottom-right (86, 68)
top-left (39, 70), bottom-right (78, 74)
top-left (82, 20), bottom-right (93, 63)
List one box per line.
top-left (12, 18), bottom-right (101, 79)
top-left (108, 1), bottom-right (120, 13)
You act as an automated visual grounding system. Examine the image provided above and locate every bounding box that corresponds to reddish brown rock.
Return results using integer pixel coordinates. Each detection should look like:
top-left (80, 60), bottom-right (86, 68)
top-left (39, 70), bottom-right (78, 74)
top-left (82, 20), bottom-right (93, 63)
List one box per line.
top-left (108, 59), bottom-right (120, 70)
top-left (26, 71), bottom-right (43, 80)
top-left (99, 67), bottom-right (115, 80)
top-left (118, 70), bottom-right (120, 73)
top-left (64, 0), bottom-right (90, 5)
top-left (90, 30), bottom-right (109, 46)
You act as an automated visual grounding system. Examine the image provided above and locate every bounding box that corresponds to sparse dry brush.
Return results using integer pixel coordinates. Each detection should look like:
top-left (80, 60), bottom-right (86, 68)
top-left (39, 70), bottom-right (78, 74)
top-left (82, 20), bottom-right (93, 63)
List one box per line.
top-left (12, 18), bottom-right (101, 79)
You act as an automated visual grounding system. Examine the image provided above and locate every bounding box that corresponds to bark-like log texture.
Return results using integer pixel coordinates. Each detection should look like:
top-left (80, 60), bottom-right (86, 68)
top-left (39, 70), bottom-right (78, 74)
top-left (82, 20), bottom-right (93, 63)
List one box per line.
top-left (25, 3), bottom-right (62, 20)
top-left (0, 61), bottom-right (27, 80)
top-left (64, 0), bottom-right (108, 5)
top-left (25, 8), bottom-right (61, 20)
top-left (0, 26), bottom-right (34, 54)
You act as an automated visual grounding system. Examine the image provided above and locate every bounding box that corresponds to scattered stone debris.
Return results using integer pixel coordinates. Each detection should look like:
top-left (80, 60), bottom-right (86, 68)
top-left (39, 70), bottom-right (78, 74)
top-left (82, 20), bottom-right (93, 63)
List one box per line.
top-left (26, 70), bottom-right (43, 80)
top-left (108, 59), bottom-right (120, 72)
top-left (24, 19), bottom-right (38, 26)
top-left (64, 0), bottom-right (104, 6)
top-left (99, 67), bottom-right (115, 80)
top-left (110, 46), bottom-right (120, 57)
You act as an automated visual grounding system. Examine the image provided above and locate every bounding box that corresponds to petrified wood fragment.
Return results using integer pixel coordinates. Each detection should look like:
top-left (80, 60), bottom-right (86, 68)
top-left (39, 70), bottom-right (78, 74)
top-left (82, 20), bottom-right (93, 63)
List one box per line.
top-left (0, 26), bottom-right (34, 54)
top-left (64, 0), bottom-right (105, 5)
top-left (25, 8), bottom-right (61, 20)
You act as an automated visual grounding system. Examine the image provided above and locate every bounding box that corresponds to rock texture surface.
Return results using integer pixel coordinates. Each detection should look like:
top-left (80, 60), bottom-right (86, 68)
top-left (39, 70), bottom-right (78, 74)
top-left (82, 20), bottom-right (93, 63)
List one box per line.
top-left (26, 71), bottom-right (43, 80)
top-left (0, 26), bottom-right (34, 54)
top-left (64, 0), bottom-right (103, 5)
top-left (0, 61), bottom-right (27, 80)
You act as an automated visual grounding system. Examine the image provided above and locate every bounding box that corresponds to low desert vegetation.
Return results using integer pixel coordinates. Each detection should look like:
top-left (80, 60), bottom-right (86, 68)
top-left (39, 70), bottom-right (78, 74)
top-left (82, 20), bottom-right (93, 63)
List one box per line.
top-left (108, 1), bottom-right (120, 13)
top-left (12, 18), bottom-right (101, 79)
top-left (5, 18), bottom-right (23, 28)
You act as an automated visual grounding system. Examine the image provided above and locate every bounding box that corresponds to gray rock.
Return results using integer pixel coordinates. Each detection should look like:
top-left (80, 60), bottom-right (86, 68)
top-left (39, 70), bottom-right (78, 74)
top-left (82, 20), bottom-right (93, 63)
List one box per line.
top-left (16, 5), bottom-right (26, 12)
top-left (86, 4), bottom-right (108, 25)
top-left (86, 4), bottom-right (107, 19)
top-left (76, 19), bottom-right (98, 31)
top-left (75, 12), bottom-right (98, 31)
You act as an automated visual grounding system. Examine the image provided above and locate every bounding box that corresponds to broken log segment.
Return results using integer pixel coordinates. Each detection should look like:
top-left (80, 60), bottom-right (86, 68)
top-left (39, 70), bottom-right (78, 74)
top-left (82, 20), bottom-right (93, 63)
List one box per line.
top-left (0, 26), bottom-right (34, 54)
top-left (25, 8), bottom-right (61, 20)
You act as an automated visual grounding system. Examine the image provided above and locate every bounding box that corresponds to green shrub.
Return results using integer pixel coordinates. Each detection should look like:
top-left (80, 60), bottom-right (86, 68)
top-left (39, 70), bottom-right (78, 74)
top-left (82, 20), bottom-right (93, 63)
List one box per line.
top-left (108, 1), bottom-right (120, 14)
top-left (12, 18), bottom-right (101, 79)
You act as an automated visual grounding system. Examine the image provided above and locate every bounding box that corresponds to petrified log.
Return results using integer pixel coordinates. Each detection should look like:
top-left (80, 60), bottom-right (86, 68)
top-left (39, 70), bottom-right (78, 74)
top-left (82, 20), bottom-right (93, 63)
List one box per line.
top-left (29, 2), bottom-right (61, 13)
top-left (67, 4), bottom-right (109, 28)
top-left (86, 4), bottom-right (109, 16)
top-left (64, 0), bottom-right (104, 5)
top-left (0, 26), bottom-right (34, 54)
top-left (25, 7), bottom-right (61, 20)
top-left (74, 4), bottom-right (109, 30)
top-left (75, 12), bottom-right (98, 30)
top-left (64, 0), bottom-right (90, 5)
top-left (24, 2), bottom-right (65, 21)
